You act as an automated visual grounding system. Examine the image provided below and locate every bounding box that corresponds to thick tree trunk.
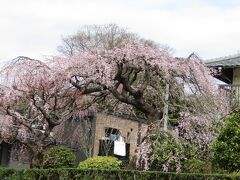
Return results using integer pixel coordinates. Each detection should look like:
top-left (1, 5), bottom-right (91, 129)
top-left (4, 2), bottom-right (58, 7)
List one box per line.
top-left (29, 145), bottom-right (44, 168)
top-left (30, 154), bottom-right (43, 168)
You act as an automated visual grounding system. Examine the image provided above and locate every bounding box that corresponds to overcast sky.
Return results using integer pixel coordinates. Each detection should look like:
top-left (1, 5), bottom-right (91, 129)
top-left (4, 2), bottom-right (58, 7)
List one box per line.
top-left (1, 0), bottom-right (240, 64)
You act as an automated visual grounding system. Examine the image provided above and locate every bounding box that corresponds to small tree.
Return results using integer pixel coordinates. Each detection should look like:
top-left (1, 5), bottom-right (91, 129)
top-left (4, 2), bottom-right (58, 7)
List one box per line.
top-left (212, 111), bottom-right (240, 172)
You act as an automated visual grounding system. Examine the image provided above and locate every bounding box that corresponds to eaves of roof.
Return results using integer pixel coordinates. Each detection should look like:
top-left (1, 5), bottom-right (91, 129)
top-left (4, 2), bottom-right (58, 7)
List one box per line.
top-left (206, 53), bottom-right (240, 68)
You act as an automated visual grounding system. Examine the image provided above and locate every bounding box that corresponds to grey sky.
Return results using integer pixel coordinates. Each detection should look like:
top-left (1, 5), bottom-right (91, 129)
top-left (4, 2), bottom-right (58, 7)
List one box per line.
top-left (1, 0), bottom-right (240, 64)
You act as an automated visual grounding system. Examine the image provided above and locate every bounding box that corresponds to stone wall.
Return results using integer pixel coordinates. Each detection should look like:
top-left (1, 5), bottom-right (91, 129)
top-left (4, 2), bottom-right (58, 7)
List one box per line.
top-left (93, 113), bottom-right (147, 159)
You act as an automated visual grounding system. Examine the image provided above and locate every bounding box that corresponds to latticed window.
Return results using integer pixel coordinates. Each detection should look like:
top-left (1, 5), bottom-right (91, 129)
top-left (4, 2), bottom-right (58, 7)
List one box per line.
top-left (104, 127), bottom-right (120, 141)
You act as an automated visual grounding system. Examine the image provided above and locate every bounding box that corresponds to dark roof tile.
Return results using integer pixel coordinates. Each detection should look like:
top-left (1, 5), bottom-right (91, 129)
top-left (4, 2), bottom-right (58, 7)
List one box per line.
top-left (206, 54), bottom-right (240, 67)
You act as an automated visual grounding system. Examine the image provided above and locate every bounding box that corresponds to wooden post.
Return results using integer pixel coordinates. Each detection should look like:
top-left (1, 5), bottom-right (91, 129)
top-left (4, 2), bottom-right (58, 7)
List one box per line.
top-left (163, 84), bottom-right (169, 131)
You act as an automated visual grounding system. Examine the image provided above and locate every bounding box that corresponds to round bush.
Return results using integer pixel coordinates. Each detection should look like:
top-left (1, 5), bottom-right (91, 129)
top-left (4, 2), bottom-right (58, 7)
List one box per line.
top-left (79, 156), bottom-right (121, 170)
top-left (212, 111), bottom-right (240, 172)
top-left (42, 146), bottom-right (76, 168)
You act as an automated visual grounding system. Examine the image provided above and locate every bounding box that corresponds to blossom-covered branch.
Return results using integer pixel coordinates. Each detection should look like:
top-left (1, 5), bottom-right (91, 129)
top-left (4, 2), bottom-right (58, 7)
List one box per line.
top-left (0, 56), bottom-right (83, 167)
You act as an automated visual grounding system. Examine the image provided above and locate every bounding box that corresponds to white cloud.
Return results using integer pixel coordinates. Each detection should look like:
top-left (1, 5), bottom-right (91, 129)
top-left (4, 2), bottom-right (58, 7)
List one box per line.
top-left (1, 0), bottom-right (240, 63)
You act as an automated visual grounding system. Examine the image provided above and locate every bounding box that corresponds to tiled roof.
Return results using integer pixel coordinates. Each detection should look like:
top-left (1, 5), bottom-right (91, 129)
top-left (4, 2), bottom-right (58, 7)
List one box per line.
top-left (206, 53), bottom-right (240, 67)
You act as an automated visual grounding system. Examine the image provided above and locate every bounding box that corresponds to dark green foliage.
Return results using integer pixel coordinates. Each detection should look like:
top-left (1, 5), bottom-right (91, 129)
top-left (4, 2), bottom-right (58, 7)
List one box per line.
top-left (149, 128), bottom-right (207, 172)
top-left (183, 159), bottom-right (212, 173)
top-left (149, 130), bottom-right (185, 171)
top-left (42, 146), bottom-right (76, 169)
top-left (79, 156), bottom-right (121, 170)
top-left (0, 168), bottom-right (239, 180)
top-left (212, 112), bottom-right (240, 172)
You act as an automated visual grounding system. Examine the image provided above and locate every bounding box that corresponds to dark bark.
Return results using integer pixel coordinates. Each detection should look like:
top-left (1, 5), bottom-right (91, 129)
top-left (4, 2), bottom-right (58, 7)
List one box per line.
top-left (71, 63), bottom-right (165, 124)
top-left (30, 151), bottom-right (43, 168)
top-left (28, 143), bottom-right (44, 168)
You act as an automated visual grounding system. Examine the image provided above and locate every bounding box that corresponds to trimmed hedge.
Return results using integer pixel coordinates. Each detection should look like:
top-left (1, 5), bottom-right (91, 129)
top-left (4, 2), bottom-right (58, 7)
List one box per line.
top-left (183, 159), bottom-right (212, 173)
top-left (0, 168), bottom-right (239, 180)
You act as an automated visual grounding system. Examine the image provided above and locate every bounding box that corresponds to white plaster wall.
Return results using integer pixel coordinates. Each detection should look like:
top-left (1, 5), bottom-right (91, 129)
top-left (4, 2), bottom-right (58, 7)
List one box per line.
top-left (233, 68), bottom-right (240, 85)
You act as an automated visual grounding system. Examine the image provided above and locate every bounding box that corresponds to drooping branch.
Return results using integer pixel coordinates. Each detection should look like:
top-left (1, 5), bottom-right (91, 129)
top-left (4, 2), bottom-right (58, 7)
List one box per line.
top-left (0, 56), bottom-right (84, 168)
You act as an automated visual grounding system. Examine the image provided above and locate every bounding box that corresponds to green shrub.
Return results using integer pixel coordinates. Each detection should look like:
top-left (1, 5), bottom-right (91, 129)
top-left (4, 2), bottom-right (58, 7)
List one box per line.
top-left (149, 130), bottom-right (185, 172)
top-left (42, 146), bottom-right (76, 168)
top-left (212, 111), bottom-right (240, 172)
top-left (79, 156), bottom-right (121, 170)
top-left (183, 159), bottom-right (212, 173)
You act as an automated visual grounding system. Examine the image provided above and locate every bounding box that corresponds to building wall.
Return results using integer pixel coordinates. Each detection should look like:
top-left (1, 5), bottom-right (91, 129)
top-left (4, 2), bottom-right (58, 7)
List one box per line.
top-left (229, 68), bottom-right (240, 105)
top-left (0, 112), bottom-right (148, 167)
top-left (93, 113), bottom-right (147, 159)
top-left (233, 68), bottom-right (240, 85)
top-left (0, 142), bottom-right (11, 167)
